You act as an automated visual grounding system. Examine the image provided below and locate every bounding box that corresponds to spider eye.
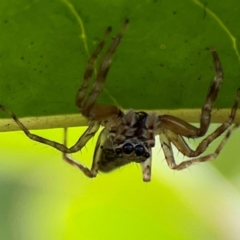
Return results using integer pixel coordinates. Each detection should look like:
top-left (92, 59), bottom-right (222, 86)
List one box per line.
top-left (135, 144), bottom-right (145, 156)
top-left (115, 148), bottom-right (122, 155)
top-left (122, 143), bottom-right (134, 154)
top-left (144, 152), bottom-right (150, 159)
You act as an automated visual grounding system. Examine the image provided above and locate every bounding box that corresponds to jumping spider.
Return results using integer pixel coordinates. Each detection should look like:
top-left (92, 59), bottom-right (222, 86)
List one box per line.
top-left (0, 19), bottom-right (239, 182)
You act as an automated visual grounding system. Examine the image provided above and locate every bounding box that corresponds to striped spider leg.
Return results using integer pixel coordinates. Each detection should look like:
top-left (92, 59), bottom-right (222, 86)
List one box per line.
top-left (157, 49), bottom-right (240, 170)
top-left (0, 20), bottom-right (129, 178)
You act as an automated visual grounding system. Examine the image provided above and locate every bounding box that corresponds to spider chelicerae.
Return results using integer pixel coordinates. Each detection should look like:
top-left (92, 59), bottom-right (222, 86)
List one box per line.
top-left (0, 19), bottom-right (239, 182)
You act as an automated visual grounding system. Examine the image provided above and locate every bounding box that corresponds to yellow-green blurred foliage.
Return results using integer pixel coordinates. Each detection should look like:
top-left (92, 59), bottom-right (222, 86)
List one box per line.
top-left (0, 125), bottom-right (240, 240)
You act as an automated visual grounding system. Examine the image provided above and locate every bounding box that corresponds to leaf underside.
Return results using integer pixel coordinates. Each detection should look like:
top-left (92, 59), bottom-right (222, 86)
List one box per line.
top-left (0, 0), bottom-right (239, 127)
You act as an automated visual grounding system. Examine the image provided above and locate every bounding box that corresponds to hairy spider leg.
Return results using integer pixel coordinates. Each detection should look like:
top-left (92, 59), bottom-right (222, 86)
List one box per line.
top-left (140, 151), bottom-right (152, 182)
top-left (169, 89), bottom-right (239, 156)
top-left (75, 26), bottom-right (112, 109)
top-left (0, 20), bottom-right (129, 177)
top-left (140, 113), bottom-right (159, 181)
top-left (63, 20), bottom-right (129, 176)
top-left (62, 25), bottom-right (117, 176)
top-left (160, 88), bottom-right (240, 170)
top-left (63, 126), bottom-right (115, 178)
top-left (159, 49), bottom-right (223, 139)
top-left (198, 48), bottom-right (223, 135)
top-left (0, 104), bottom-right (100, 154)
top-left (172, 123), bottom-right (239, 170)
top-left (79, 19), bottom-right (129, 121)
top-left (63, 127), bottom-right (97, 177)
top-left (90, 128), bottom-right (109, 175)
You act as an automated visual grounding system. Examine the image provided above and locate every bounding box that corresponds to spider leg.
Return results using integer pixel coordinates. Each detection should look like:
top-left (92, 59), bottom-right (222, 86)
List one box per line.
top-left (163, 130), bottom-right (192, 157)
top-left (63, 128), bottom-right (95, 177)
top-left (140, 150), bottom-right (152, 182)
top-left (173, 123), bottom-right (240, 170)
top-left (159, 132), bottom-right (176, 169)
top-left (90, 128), bottom-right (109, 175)
top-left (63, 127), bottom-right (132, 178)
top-left (190, 88), bottom-right (239, 156)
top-left (159, 48), bottom-right (223, 138)
top-left (82, 103), bottom-right (123, 123)
top-left (80, 19), bottom-right (129, 118)
top-left (0, 104), bottom-right (100, 154)
top-left (160, 124), bottom-right (240, 170)
top-left (0, 21), bottom-right (129, 176)
top-left (198, 48), bottom-right (223, 136)
top-left (164, 88), bottom-right (240, 158)
top-left (159, 87), bottom-right (239, 169)
top-left (76, 26), bottom-right (112, 109)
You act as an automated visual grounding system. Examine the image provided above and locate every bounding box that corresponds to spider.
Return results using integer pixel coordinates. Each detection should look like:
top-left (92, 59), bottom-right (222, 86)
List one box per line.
top-left (0, 19), bottom-right (239, 182)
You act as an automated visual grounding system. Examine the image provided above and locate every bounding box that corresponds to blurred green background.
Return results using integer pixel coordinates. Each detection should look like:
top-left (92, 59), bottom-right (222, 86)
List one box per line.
top-left (0, 126), bottom-right (240, 240)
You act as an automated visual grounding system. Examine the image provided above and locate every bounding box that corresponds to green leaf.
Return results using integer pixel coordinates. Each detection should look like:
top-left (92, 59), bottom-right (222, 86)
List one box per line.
top-left (0, 0), bottom-right (239, 126)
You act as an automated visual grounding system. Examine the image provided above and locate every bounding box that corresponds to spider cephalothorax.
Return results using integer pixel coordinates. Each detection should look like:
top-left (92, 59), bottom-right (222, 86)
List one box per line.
top-left (0, 19), bottom-right (239, 182)
top-left (112, 110), bottom-right (158, 160)
top-left (95, 110), bottom-right (158, 180)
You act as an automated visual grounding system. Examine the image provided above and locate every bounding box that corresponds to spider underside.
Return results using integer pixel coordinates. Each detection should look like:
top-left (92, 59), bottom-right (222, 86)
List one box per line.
top-left (1, 19), bottom-right (239, 182)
